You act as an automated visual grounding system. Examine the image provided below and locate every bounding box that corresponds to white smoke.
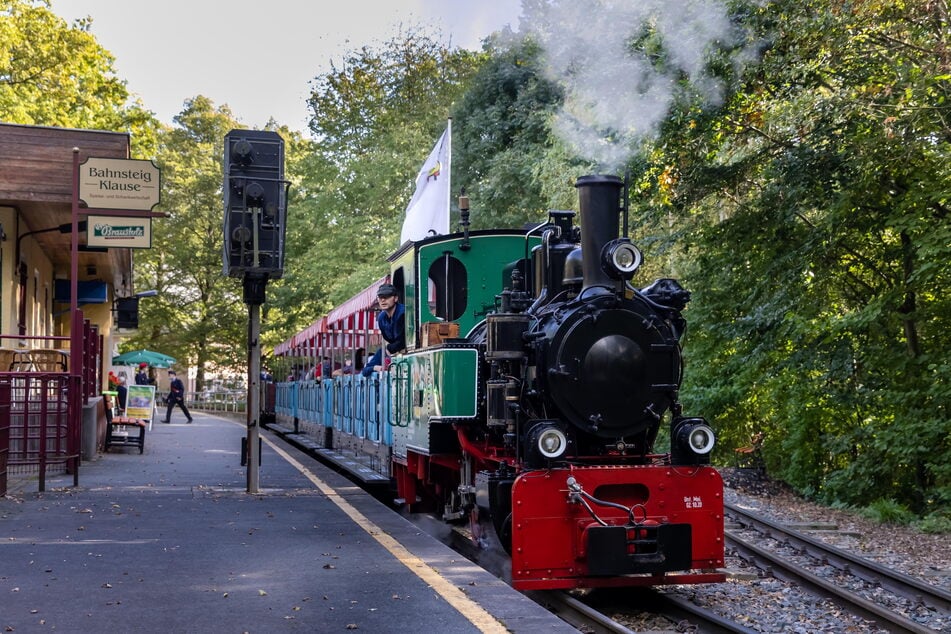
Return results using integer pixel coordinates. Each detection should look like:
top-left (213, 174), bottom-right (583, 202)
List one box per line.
top-left (523, 0), bottom-right (745, 172)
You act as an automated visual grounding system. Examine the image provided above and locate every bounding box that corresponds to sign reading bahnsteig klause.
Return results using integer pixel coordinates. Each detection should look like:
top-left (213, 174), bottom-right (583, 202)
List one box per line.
top-left (79, 157), bottom-right (161, 211)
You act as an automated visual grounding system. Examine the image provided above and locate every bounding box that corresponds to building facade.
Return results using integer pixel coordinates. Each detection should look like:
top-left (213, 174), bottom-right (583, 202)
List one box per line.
top-left (0, 123), bottom-right (136, 370)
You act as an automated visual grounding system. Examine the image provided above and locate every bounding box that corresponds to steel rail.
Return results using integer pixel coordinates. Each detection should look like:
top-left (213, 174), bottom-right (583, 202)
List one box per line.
top-left (650, 591), bottom-right (760, 634)
top-left (726, 530), bottom-right (937, 634)
top-left (529, 589), bottom-right (759, 634)
top-left (524, 591), bottom-right (639, 634)
top-left (726, 502), bottom-right (950, 614)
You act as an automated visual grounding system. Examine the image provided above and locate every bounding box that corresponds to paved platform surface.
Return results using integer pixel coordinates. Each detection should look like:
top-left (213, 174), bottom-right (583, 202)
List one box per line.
top-left (1, 412), bottom-right (577, 633)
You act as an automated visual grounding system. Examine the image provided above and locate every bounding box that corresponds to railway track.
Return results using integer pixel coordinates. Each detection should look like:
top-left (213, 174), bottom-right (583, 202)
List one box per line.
top-left (524, 591), bottom-right (639, 634)
top-left (566, 587), bottom-right (761, 633)
top-left (522, 587), bottom-right (761, 633)
top-left (438, 515), bottom-right (758, 633)
top-left (725, 502), bottom-right (950, 633)
top-left (271, 426), bottom-right (947, 632)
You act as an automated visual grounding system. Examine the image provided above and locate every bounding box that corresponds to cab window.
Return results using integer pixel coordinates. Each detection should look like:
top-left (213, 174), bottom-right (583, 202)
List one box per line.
top-left (427, 254), bottom-right (466, 321)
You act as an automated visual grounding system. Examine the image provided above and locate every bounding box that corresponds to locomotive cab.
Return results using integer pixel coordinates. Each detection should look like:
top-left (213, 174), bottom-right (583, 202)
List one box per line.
top-left (386, 230), bottom-right (539, 354)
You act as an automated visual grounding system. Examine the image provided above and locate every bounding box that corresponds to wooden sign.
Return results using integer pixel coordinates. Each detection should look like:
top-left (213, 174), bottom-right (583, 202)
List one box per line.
top-left (79, 157), bottom-right (161, 211)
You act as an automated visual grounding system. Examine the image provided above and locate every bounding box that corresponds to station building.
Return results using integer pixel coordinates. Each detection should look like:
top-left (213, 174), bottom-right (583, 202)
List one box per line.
top-left (0, 122), bottom-right (144, 493)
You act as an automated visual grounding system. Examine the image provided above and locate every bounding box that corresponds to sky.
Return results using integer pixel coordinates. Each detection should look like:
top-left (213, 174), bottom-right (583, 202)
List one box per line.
top-left (50, 0), bottom-right (523, 132)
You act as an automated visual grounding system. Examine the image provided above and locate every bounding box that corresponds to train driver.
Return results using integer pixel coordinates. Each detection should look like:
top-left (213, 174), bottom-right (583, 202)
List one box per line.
top-left (362, 283), bottom-right (405, 376)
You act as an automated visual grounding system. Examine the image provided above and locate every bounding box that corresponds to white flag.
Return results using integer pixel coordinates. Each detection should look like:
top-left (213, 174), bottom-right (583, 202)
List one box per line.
top-left (400, 124), bottom-right (451, 244)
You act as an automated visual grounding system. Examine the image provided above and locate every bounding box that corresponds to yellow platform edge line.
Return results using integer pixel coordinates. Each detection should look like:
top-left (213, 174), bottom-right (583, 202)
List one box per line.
top-left (256, 430), bottom-right (510, 634)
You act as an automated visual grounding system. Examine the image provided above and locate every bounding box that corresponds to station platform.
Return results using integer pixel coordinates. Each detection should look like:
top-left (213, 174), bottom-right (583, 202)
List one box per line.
top-left (0, 412), bottom-right (577, 633)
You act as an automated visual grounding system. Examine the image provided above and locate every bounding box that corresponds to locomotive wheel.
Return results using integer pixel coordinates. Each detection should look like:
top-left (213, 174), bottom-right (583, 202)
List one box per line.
top-left (497, 512), bottom-right (513, 555)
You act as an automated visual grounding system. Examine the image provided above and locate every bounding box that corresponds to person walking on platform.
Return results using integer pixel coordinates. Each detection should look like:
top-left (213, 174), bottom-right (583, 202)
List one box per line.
top-left (162, 370), bottom-right (193, 424)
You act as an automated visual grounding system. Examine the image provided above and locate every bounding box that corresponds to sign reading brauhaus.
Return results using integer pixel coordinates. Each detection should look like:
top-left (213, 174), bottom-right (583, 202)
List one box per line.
top-left (86, 215), bottom-right (152, 249)
top-left (79, 157), bottom-right (161, 211)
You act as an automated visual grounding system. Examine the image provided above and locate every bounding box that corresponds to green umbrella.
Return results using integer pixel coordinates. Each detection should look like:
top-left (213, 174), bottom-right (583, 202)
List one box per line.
top-left (112, 349), bottom-right (177, 368)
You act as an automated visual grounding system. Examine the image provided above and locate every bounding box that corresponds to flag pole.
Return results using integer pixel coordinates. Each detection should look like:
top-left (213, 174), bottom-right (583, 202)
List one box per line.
top-left (446, 117), bottom-right (452, 232)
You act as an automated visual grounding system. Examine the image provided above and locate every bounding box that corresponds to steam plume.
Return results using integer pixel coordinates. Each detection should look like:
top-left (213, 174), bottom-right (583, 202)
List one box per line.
top-left (523, 0), bottom-right (748, 171)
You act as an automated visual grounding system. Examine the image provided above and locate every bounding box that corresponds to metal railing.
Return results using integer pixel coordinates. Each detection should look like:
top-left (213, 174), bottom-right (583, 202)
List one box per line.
top-left (182, 391), bottom-right (246, 414)
top-left (0, 326), bottom-right (101, 495)
top-left (0, 373), bottom-right (75, 490)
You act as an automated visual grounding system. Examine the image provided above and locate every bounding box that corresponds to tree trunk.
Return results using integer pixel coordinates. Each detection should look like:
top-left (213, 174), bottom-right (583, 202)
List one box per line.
top-left (898, 231), bottom-right (920, 358)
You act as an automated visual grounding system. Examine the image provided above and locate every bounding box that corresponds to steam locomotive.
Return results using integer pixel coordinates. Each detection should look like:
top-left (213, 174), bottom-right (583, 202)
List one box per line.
top-left (271, 174), bottom-right (725, 590)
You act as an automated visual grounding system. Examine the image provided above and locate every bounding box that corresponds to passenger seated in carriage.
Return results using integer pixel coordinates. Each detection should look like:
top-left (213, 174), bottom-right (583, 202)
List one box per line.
top-left (332, 357), bottom-right (354, 377)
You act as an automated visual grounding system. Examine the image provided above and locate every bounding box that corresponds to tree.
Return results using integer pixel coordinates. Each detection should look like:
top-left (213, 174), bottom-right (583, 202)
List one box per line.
top-left (0, 0), bottom-right (158, 155)
top-left (451, 33), bottom-right (586, 229)
top-left (640, 0), bottom-right (950, 515)
top-left (269, 28), bottom-right (485, 326)
top-left (125, 97), bottom-right (250, 392)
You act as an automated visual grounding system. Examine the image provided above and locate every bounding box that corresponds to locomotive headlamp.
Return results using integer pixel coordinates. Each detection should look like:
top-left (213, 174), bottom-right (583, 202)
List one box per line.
top-left (671, 417), bottom-right (716, 465)
top-left (684, 424), bottom-right (715, 455)
top-left (525, 422), bottom-right (571, 466)
top-left (537, 426), bottom-right (568, 459)
top-left (602, 238), bottom-right (642, 280)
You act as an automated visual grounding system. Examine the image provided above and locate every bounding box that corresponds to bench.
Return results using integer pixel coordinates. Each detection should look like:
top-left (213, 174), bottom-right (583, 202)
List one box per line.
top-left (105, 416), bottom-right (147, 454)
top-left (734, 432), bottom-right (764, 470)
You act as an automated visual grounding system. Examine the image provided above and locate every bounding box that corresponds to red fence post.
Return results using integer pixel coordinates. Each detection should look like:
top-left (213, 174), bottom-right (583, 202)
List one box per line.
top-left (37, 377), bottom-right (48, 491)
top-left (68, 310), bottom-right (84, 485)
top-left (0, 380), bottom-right (9, 496)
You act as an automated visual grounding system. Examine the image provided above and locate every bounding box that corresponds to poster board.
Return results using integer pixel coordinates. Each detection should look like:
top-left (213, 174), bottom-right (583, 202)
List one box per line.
top-left (125, 385), bottom-right (156, 419)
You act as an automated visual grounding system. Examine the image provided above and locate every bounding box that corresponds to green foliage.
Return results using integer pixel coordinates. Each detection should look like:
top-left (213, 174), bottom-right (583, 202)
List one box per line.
top-left (0, 0), bottom-right (159, 155)
top-left (649, 0), bottom-right (951, 514)
top-left (451, 33), bottom-right (576, 229)
top-left (857, 499), bottom-right (915, 526)
top-left (915, 511), bottom-right (951, 535)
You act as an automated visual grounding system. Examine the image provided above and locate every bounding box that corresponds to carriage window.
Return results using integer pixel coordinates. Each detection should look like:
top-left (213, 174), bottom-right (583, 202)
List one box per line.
top-left (427, 254), bottom-right (467, 321)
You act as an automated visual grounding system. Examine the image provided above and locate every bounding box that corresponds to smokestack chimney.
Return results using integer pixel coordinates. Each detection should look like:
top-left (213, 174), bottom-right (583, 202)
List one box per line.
top-left (575, 175), bottom-right (622, 294)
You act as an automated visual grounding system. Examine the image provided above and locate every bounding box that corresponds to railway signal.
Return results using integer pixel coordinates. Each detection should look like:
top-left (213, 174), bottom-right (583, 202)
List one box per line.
top-left (222, 129), bottom-right (287, 284)
top-left (222, 129), bottom-right (288, 493)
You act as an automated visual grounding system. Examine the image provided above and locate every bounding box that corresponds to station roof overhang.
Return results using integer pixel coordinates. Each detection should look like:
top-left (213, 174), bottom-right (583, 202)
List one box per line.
top-left (0, 123), bottom-right (135, 296)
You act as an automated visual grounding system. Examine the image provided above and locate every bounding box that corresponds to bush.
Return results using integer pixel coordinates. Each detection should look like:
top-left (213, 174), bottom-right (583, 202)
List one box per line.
top-left (915, 512), bottom-right (951, 535)
top-left (858, 499), bottom-right (915, 525)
